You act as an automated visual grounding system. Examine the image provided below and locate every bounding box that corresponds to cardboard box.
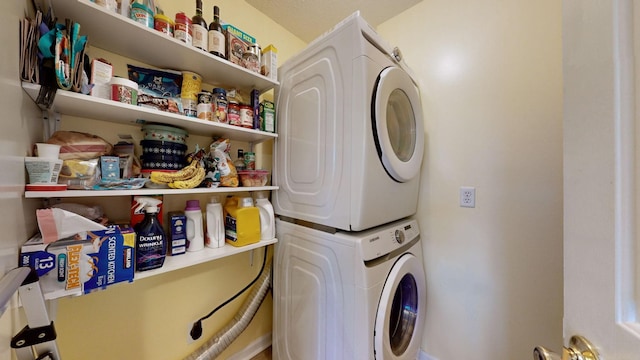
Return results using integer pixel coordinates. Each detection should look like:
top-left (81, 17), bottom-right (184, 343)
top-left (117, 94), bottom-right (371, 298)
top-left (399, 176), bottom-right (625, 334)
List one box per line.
top-left (19, 225), bottom-right (135, 296)
top-left (90, 58), bottom-right (113, 99)
top-left (169, 211), bottom-right (186, 255)
top-left (100, 156), bottom-right (120, 181)
top-left (261, 44), bottom-right (277, 81)
top-left (260, 100), bottom-right (276, 133)
top-left (223, 24), bottom-right (255, 66)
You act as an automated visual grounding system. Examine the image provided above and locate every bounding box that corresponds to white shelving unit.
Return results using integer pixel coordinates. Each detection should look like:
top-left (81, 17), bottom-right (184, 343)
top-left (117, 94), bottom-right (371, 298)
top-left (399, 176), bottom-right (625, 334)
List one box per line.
top-left (22, 83), bottom-right (278, 142)
top-left (42, 239), bottom-right (276, 301)
top-left (22, 0), bottom-right (280, 300)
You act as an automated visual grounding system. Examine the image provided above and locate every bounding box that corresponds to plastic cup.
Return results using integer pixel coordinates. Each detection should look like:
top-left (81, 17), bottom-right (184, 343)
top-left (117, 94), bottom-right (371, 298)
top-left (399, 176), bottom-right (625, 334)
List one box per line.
top-left (36, 143), bottom-right (61, 159)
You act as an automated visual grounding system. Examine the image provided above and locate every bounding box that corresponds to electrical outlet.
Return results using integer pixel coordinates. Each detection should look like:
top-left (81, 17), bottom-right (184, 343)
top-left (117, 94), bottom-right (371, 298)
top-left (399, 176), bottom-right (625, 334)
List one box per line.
top-left (460, 187), bottom-right (475, 208)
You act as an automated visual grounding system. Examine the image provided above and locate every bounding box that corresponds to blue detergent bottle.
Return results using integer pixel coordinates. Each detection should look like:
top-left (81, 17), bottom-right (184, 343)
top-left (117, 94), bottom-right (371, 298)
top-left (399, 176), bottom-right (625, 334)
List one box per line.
top-left (133, 196), bottom-right (167, 271)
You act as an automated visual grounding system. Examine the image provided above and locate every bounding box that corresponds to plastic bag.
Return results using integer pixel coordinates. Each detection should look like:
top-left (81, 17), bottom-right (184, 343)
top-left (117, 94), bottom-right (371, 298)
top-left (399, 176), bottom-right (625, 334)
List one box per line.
top-left (209, 138), bottom-right (238, 187)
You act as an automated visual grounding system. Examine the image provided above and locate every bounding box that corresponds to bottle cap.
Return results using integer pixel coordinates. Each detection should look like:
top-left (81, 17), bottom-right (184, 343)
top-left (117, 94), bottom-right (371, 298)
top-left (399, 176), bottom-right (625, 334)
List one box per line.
top-left (239, 197), bottom-right (254, 208)
top-left (186, 199), bottom-right (201, 210)
top-left (209, 196), bottom-right (220, 204)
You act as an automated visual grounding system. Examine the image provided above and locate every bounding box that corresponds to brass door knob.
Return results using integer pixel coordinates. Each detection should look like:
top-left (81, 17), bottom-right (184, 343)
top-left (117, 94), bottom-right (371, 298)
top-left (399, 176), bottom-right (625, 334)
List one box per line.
top-left (533, 335), bottom-right (599, 360)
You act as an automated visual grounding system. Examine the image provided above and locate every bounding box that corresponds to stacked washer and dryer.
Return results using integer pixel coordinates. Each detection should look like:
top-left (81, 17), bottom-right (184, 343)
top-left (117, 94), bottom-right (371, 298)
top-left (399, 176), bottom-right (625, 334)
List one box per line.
top-left (273, 12), bottom-right (426, 360)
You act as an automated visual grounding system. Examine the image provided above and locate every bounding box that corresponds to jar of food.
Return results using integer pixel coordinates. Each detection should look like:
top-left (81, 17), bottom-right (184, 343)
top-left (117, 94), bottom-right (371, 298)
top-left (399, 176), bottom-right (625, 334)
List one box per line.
top-left (174, 12), bottom-right (192, 45)
top-left (212, 88), bottom-right (228, 123)
top-left (153, 13), bottom-right (174, 37)
top-left (242, 43), bottom-right (261, 73)
top-left (228, 100), bottom-right (241, 126)
top-left (239, 104), bottom-right (254, 128)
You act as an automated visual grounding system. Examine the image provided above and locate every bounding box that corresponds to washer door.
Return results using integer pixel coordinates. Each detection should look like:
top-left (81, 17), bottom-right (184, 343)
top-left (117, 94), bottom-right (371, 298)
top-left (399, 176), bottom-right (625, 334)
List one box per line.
top-left (374, 253), bottom-right (426, 359)
top-left (372, 66), bottom-right (425, 183)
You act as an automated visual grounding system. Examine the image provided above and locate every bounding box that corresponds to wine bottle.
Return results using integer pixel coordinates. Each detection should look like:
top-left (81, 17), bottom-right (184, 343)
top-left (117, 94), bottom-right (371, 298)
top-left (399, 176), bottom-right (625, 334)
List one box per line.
top-left (208, 5), bottom-right (226, 59)
top-left (191, 0), bottom-right (208, 51)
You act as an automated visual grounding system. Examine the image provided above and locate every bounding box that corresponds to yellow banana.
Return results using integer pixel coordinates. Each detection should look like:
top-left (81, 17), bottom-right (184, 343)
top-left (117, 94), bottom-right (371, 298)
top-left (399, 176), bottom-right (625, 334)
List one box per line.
top-left (168, 166), bottom-right (206, 189)
top-left (150, 160), bottom-right (198, 184)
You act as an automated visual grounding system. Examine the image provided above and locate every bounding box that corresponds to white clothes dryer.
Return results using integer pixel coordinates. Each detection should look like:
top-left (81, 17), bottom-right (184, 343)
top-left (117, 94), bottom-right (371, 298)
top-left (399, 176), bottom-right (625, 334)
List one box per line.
top-left (273, 12), bottom-right (425, 231)
top-left (273, 217), bottom-right (427, 360)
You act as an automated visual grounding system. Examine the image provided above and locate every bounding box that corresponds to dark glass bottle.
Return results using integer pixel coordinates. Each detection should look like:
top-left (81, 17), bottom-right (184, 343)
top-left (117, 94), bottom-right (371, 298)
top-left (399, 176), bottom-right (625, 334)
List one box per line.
top-left (191, 0), bottom-right (208, 51)
top-left (208, 5), bottom-right (226, 59)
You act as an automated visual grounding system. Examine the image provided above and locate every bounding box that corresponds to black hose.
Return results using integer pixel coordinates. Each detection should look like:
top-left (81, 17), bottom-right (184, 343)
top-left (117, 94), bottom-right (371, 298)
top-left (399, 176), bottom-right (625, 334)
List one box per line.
top-left (189, 247), bottom-right (269, 340)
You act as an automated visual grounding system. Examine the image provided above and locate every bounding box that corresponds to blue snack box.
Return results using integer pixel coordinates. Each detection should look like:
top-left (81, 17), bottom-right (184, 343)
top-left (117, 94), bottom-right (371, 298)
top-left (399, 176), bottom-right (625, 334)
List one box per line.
top-left (19, 225), bottom-right (135, 296)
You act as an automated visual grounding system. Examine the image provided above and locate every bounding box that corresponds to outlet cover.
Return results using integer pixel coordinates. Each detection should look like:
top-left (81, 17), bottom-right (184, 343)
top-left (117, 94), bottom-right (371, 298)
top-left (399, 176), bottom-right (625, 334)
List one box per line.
top-left (460, 187), bottom-right (476, 208)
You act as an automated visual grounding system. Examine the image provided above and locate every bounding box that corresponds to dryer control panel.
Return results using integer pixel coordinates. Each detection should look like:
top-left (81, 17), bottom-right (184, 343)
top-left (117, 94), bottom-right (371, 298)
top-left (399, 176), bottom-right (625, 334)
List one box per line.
top-left (356, 218), bottom-right (420, 262)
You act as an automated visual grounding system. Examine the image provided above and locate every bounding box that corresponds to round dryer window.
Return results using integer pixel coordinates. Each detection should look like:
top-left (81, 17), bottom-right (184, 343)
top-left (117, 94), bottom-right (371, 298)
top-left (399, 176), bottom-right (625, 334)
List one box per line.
top-left (373, 66), bottom-right (425, 183)
top-left (374, 253), bottom-right (426, 359)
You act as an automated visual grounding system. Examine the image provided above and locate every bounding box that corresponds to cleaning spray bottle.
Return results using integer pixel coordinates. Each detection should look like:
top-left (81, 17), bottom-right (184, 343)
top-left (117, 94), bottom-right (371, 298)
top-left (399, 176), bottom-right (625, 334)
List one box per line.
top-left (133, 196), bottom-right (167, 271)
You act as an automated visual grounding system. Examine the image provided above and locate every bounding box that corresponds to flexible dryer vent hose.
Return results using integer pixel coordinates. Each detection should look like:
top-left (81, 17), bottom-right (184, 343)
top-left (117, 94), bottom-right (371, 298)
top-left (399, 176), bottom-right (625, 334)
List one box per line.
top-left (184, 258), bottom-right (272, 360)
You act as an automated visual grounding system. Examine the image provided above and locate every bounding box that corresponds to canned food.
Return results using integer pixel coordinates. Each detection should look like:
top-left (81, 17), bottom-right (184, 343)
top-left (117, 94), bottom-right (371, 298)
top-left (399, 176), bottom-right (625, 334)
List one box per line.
top-left (228, 101), bottom-right (240, 126)
top-left (239, 104), bottom-right (254, 128)
top-left (174, 12), bottom-right (192, 45)
top-left (244, 151), bottom-right (256, 170)
top-left (181, 98), bottom-right (197, 117)
top-left (212, 88), bottom-right (228, 123)
top-left (197, 91), bottom-right (213, 121)
top-left (180, 71), bottom-right (202, 101)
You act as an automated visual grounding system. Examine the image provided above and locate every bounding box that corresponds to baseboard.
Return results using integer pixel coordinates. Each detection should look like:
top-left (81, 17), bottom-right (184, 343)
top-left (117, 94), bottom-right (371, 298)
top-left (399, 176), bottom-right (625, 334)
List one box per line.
top-left (419, 349), bottom-right (439, 360)
top-left (226, 332), bottom-right (272, 360)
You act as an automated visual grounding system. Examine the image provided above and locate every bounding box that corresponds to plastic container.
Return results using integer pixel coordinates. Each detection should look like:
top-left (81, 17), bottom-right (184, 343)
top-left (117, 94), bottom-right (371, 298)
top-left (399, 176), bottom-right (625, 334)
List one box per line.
top-left (130, 2), bottom-right (154, 28)
top-left (185, 200), bottom-right (204, 252)
top-left (154, 13), bottom-right (174, 37)
top-left (24, 157), bottom-right (63, 184)
top-left (133, 197), bottom-right (167, 271)
top-left (205, 196), bottom-right (225, 248)
top-left (237, 169), bottom-right (269, 187)
top-left (110, 77), bottom-right (138, 105)
top-left (141, 124), bottom-right (188, 144)
top-left (224, 196), bottom-right (260, 247)
top-left (254, 192), bottom-right (275, 240)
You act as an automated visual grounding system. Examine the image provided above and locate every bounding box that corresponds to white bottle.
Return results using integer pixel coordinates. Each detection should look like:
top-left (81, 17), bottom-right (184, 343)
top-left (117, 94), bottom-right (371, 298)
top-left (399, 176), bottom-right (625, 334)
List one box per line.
top-left (205, 196), bottom-right (225, 248)
top-left (254, 191), bottom-right (275, 240)
top-left (185, 199), bottom-right (204, 252)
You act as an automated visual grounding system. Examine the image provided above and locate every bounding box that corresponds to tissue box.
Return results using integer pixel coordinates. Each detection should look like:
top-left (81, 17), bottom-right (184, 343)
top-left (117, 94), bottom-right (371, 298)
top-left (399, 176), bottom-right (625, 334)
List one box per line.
top-left (19, 225), bottom-right (135, 296)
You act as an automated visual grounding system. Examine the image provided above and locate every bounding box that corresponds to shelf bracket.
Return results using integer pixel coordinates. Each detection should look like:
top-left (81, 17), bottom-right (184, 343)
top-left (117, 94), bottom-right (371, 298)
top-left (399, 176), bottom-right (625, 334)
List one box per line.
top-left (42, 110), bottom-right (60, 141)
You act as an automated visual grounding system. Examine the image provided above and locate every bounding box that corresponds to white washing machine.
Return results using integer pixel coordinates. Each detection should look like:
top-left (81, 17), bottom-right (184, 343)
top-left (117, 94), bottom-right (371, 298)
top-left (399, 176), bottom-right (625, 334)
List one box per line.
top-left (273, 217), bottom-right (427, 360)
top-left (273, 12), bottom-right (425, 232)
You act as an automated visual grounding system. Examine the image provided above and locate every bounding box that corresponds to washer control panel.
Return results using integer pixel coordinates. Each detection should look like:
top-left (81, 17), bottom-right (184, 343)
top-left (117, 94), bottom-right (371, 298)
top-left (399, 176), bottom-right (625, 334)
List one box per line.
top-left (357, 218), bottom-right (420, 261)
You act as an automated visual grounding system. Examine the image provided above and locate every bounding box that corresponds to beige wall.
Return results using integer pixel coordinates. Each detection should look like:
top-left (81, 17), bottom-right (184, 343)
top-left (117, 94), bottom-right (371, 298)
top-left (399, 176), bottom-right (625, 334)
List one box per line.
top-left (378, 0), bottom-right (563, 358)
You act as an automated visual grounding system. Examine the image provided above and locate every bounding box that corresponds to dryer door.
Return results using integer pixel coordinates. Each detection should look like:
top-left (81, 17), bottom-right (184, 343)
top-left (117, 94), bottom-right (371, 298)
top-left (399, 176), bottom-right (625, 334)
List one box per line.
top-left (374, 253), bottom-right (426, 359)
top-left (372, 66), bottom-right (425, 183)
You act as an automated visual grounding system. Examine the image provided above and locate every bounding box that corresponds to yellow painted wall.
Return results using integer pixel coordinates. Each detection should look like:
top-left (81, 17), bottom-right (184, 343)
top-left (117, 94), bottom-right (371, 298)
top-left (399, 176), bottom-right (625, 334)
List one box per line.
top-left (40, 1), bottom-right (305, 359)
